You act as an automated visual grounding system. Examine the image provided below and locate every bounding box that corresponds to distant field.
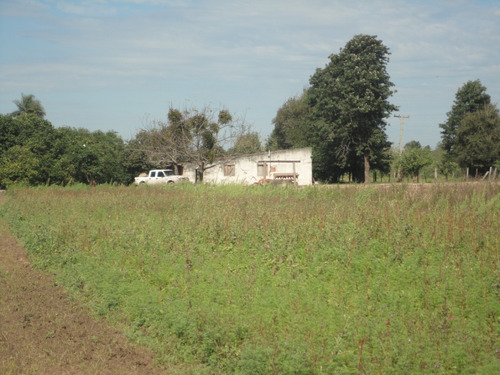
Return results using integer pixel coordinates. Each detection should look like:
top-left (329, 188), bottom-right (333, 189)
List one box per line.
top-left (1, 183), bottom-right (498, 374)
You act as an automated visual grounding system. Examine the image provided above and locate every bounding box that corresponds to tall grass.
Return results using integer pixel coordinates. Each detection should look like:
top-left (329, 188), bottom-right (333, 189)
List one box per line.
top-left (1, 183), bottom-right (498, 374)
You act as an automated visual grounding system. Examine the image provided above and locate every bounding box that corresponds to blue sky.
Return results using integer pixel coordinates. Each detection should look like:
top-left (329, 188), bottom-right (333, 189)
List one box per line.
top-left (1, 0), bottom-right (499, 148)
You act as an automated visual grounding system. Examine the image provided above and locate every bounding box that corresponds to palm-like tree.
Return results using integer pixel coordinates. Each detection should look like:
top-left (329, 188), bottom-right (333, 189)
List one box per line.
top-left (11, 93), bottom-right (46, 118)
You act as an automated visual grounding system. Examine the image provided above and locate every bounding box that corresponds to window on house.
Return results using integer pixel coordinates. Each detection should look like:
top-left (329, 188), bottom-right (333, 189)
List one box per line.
top-left (224, 164), bottom-right (235, 176)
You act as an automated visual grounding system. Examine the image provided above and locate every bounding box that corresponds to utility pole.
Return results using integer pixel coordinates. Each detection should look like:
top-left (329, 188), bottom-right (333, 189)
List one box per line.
top-left (394, 115), bottom-right (410, 154)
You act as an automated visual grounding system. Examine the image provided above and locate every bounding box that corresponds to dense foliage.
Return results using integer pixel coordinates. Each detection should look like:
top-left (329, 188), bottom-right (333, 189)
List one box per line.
top-left (3, 73), bottom-right (498, 187)
top-left (1, 184), bottom-right (498, 374)
top-left (440, 80), bottom-right (491, 159)
top-left (397, 142), bottom-right (433, 182)
top-left (228, 131), bottom-right (263, 155)
top-left (267, 41), bottom-right (499, 183)
top-left (267, 35), bottom-right (397, 183)
top-left (0, 97), bottom-right (254, 188)
top-left (454, 103), bottom-right (500, 173)
top-left (439, 80), bottom-right (499, 174)
top-left (308, 34), bottom-right (397, 183)
top-left (266, 91), bottom-right (311, 151)
top-left (0, 114), bottom-right (143, 188)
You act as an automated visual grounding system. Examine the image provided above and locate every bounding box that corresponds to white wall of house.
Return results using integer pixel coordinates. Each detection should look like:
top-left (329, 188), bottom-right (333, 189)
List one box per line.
top-left (183, 147), bottom-right (313, 186)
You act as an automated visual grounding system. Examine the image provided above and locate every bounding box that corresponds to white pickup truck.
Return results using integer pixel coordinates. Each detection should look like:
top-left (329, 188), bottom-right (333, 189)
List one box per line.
top-left (134, 169), bottom-right (189, 185)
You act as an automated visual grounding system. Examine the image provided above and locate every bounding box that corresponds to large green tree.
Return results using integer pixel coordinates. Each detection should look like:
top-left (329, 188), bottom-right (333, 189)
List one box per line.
top-left (439, 80), bottom-right (490, 159)
top-left (0, 114), bottom-right (58, 188)
top-left (0, 145), bottom-right (42, 187)
top-left (53, 127), bottom-right (129, 185)
top-left (454, 103), bottom-right (500, 174)
top-left (266, 90), bottom-right (311, 151)
top-left (308, 34), bottom-right (396, 183)
top-left (0, 114), bottom-right (18, 155)
top-left (10, 93), bottom-right (46, 119)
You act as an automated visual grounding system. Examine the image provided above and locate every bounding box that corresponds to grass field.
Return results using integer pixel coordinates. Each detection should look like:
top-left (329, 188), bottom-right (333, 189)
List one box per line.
top-left (0, 183), bottom-right (498, 374)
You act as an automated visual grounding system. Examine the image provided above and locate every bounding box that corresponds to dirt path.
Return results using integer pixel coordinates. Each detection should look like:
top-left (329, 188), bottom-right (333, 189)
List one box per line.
top-left (0, 220), bottom-right (169, 375)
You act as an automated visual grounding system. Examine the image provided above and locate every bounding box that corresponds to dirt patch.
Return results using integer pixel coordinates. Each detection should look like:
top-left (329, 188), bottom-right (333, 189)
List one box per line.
top-left (0, 220), bottom-right (169, 375)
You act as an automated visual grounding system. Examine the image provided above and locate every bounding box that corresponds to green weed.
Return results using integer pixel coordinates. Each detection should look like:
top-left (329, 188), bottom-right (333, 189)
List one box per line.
top-left (0, 183), bottom-right (498, 374)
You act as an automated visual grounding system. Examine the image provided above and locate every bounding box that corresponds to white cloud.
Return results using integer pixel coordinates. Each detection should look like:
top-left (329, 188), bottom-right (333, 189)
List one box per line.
top-left (1, 0), bottom-right (499, 147)
top-left (56, 2), bottom-right (86, 15)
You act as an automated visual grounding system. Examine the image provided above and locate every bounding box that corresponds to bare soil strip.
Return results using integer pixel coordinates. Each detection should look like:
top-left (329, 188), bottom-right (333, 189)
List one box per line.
top-left (0, 220), bottom-right (168, 375)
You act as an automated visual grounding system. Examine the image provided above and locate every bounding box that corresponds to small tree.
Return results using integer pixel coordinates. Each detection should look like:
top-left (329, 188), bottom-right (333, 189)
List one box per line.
top-left (137, 106), bottom-right (245, 182)
top-left (122, 137), bottom-right (155, 183)
top-left (228, 131), bottom-right (262, 155)
top-left (455, 103), bottom-right (500, 174)
top-left (10, 93), bottom-right (46, 119)
top-left (431, 145), bottom-right (460, 181)
top-left (399, 143), bottom-right (432, 182)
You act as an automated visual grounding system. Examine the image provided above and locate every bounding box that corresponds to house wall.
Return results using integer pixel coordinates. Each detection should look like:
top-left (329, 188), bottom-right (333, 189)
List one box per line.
top-left (183, 147), bottom-right (313, 186)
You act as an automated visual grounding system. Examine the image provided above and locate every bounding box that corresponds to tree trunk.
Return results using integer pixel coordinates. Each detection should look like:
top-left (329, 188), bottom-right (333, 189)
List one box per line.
top-left (364, 151), bottom-right (370, 184)
top-left (197, 162), bottom-right (204, 183)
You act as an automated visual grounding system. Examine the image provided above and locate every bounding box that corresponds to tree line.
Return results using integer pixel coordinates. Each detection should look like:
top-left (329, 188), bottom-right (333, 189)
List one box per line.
top-left (0, 112), bottom-right (141, 188)
top-left (0, 96), bottom-right (259, 189)
top-left (266, 35), bottom-right (499, 183)
top-left (1, 35), bottom-right (499, 188)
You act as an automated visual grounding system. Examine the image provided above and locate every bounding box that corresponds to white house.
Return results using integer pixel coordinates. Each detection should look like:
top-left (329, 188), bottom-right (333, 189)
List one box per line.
top-left (183, 147), bottom-right (313, 186)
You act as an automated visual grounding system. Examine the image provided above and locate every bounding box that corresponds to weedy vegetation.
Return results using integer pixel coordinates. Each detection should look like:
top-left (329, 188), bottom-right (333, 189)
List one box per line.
top-left (0, 183), bottom-right (498, 374)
